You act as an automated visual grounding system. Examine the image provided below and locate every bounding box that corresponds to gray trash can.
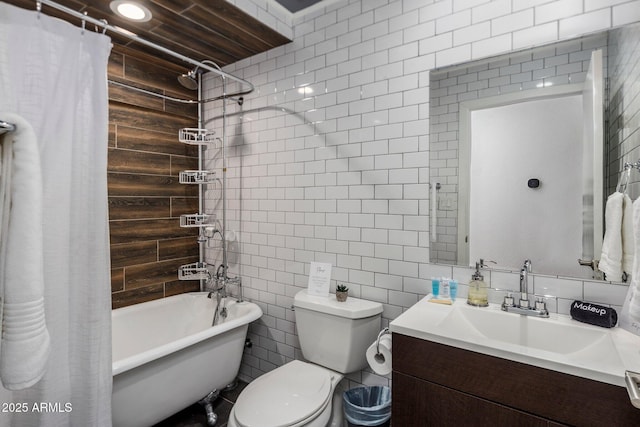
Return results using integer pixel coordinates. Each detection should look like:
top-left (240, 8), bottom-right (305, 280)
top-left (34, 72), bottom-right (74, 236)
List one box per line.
top-left (343, 385), bottom-right (391, 427)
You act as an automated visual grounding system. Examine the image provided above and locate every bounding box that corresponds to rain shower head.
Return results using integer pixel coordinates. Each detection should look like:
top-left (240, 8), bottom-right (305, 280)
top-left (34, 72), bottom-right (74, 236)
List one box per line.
top-left (178, 60), bottom-right (227, 91)
top-left (178, 68), bottom-right (199, 90)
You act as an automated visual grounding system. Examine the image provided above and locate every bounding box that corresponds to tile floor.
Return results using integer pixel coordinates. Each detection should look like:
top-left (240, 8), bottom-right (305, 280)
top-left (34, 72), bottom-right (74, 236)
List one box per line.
top-left (153, 380), bottom-right (247, 427)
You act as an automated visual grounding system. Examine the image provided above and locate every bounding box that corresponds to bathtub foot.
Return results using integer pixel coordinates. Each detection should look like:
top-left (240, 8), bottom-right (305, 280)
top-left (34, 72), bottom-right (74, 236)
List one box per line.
top-left (223, 378), bottom-right (238, 392)
top-left (198, 390), bottom-right (220, 426)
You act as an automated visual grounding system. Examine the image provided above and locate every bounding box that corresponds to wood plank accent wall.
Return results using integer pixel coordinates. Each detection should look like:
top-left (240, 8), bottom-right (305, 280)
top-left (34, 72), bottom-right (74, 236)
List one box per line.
top-left (108, 44), bottom-right (201, 309)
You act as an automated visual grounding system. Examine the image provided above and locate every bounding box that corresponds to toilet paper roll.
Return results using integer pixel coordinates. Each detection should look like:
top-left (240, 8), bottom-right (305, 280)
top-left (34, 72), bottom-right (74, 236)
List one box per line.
top-left (366, 334), bottom-right (392, 376)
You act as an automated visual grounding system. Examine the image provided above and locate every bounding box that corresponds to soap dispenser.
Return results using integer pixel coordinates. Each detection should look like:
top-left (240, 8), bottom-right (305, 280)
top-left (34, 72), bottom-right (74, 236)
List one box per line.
top-left (467, 261), bottom-right (489, 307)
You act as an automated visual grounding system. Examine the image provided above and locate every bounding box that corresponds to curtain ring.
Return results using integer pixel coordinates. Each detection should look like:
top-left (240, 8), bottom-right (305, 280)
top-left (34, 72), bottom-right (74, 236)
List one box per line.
top-left (36, 1), bottom-right (41, 19)
top-left (100, 19), bottom-right (108, 34)
top-left (81, 11), bottom-right (87, 34)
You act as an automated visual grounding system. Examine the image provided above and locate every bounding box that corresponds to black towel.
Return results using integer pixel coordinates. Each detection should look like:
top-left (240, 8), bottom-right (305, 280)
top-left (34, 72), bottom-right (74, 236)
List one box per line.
top-left (570, 300), bottom-right (617, 328)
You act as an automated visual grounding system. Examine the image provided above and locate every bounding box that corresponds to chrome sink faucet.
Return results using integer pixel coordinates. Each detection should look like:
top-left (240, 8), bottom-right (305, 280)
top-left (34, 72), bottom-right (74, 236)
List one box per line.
top-left (519, 259), bottom-right (532, 308)
top-left (502, 259), bottom-right (549, 318)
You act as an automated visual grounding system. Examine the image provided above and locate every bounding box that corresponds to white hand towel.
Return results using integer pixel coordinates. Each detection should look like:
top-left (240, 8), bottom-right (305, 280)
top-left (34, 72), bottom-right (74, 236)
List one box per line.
top-left (622, 194), bottom-right (635, 275)
top-left (627, 199), bottom-right (640, 320)
top-left (599, 192), bottom-right (624, 282)
top-left (0, 112), bottom-right (50, 390)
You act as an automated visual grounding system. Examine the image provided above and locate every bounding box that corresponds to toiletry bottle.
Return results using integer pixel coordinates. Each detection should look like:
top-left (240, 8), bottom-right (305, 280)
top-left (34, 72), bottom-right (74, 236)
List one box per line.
top-left (440, 278), bottom-right (450, 299)
top-left (467, 262), bottom-right (489, 307)
top-left (431, 278), bottom-right (440, 298)
top-left (450, 279), bottom-right (458, 301)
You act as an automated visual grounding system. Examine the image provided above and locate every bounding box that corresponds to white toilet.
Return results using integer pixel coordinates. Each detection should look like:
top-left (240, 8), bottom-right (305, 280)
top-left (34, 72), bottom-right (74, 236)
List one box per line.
top-left (228, 289), bottom-right (383, 427)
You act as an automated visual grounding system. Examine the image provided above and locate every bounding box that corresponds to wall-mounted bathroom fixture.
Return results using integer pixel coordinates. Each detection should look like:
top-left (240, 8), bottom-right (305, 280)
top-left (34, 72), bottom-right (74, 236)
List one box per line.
top-left (178, 68), bottom-right (199, 90)
top-left (175, 60), bottom-right (247, 105)
top-left (616, 160), bottom-right (640, 194)
top-left (178, 60), bottom-right (227, 92)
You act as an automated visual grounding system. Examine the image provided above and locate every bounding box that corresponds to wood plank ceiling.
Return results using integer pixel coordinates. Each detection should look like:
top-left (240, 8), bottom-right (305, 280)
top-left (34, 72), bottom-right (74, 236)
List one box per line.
top-left (3, 0), bottom-right (291, 68)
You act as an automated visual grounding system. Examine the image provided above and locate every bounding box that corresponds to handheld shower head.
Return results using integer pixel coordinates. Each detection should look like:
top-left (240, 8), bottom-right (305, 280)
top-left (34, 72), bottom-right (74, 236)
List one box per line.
top-left (178, 69), bottom-right (199, 90)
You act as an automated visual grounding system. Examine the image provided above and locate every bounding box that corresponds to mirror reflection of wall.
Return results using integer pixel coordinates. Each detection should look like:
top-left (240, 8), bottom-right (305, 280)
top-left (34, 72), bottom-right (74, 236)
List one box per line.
top-left (607, 24), bottom-right (640, 198)
top-left (467, 95), bottom-right (584, 276)
top-left (429, 23), bottom-right (640, 280)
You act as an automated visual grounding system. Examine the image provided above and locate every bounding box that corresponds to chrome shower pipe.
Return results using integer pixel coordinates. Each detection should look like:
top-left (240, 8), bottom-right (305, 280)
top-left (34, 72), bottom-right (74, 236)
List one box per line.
top-left (197, 72), bottom-right (205, 292)
top-left (219, 69), bottom-right (229, 281)
top-left (199, 60), bottom-right (229, 284)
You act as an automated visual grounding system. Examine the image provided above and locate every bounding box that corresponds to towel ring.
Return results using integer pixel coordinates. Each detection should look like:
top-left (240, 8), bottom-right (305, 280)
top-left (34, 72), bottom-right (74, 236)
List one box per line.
top-left (617, 167), bottom-right (629, 193)
top-left (616, 162), bottom-right (636, 194)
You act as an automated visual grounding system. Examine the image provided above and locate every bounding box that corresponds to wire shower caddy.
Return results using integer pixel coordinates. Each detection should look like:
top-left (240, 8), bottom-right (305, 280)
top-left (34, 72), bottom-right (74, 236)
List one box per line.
top-left (179, 170), bottom-right (217, 184)
top-left (177, 127), bottom-right (220, 282)
top-left (178, 128), bottom-right (217, 145)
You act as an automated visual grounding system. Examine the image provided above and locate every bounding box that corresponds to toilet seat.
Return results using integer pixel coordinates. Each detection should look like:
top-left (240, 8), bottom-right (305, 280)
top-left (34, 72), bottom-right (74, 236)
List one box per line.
top-left (233, 360), bottom-right (336, 427)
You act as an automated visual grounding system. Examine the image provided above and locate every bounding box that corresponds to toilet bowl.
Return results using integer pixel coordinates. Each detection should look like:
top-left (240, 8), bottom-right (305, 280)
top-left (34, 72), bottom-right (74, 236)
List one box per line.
top-left (228, 360), bottom-right (343, 427)
top-left (228, 290), bottom-right (383, 427)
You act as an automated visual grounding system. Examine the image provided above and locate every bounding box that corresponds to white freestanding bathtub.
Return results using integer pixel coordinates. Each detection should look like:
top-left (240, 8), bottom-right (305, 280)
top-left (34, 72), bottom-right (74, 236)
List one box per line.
top-left (111, 292), bottom-right (262, 427)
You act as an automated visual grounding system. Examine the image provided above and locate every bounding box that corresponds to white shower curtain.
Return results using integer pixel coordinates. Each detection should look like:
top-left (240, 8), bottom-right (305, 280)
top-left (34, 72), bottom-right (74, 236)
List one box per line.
top-left (0, 3), bottom-right (112, 426)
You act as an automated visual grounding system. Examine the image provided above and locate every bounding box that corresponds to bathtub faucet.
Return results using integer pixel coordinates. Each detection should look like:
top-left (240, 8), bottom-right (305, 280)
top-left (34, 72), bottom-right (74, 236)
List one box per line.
top-left (206, 277), bottom-right (226, 297)
top-left (213, 263), bottom-right (243, 303)
top-left (208, 280), bottom-right (228, 326)
top-left (225, 275), bottom-right (242, 302)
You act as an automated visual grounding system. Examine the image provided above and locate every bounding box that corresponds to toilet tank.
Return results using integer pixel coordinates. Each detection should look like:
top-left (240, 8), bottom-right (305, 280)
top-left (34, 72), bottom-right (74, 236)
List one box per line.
top-left (293, 290), bottom-right (383, 374)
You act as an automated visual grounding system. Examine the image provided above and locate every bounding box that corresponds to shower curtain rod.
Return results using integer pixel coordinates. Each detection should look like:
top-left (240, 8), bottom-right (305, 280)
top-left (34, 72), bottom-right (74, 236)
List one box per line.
top-left (108, 79), bottom-right (249, 105)
top-left (0, 120), bottom-right (16, 135)
top-left (37, 0), bottom-right (254, 98)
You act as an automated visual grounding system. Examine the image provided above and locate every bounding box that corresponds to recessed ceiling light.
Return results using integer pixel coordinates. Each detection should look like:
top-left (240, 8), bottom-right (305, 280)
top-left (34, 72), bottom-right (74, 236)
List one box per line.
top-left (110, 1), bottom-right (152, 22)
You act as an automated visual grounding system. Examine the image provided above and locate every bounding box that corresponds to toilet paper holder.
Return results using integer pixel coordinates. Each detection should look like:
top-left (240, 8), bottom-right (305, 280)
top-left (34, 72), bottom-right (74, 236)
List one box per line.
top-left (374, 328), bottom-right (390, 362)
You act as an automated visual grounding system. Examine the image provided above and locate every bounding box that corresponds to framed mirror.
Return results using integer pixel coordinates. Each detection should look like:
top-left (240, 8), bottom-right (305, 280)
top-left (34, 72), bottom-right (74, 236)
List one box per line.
top-left (429, 23), bottom-right (640, 280)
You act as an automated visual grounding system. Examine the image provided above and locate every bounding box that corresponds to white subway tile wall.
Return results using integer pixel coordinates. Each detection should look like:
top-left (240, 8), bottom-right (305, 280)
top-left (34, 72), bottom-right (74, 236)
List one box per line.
top-left (205, 0), bottom-right (640, 386)
top-left (227, 0), bottom-right (294, 39)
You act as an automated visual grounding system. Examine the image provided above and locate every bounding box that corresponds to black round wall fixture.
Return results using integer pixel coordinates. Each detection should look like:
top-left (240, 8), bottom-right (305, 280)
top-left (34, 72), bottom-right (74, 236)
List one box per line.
top-left (527, 178), bottom-right (541, 189)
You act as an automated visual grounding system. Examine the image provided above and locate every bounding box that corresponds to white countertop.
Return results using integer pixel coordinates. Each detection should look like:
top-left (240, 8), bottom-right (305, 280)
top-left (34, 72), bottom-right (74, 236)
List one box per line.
top-left (389, 296), bottom-right (640, 387)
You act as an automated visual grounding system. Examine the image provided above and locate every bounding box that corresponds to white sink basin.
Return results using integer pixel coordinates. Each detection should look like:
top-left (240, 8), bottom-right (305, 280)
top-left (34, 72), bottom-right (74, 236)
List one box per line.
top-left (390, 296), bottom-right (640, 387)
top-left (438, 304), bottom-right (611, 355)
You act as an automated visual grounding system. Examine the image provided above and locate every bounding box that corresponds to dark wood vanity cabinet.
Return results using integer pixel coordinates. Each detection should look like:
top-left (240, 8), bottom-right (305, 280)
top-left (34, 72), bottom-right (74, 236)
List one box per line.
top-left (392, 333), bottom-right (640, 426)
